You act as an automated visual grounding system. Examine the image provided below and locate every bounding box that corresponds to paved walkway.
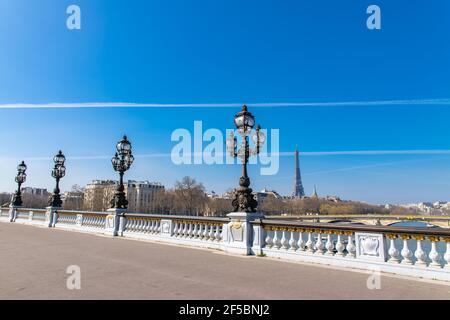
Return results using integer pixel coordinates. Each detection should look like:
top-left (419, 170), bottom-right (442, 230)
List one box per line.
top-left (1, 222), bottom-right (449, 299)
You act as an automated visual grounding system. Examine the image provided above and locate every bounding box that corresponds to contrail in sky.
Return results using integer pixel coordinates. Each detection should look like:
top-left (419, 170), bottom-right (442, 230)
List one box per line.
top-left (0, 98), bottom-right (450, 109)
top-left (2, 149), bottom-right (450, 162)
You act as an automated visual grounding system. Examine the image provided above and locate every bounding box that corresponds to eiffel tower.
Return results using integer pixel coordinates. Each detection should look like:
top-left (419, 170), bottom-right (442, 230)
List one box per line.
top-left (293, 146), bottom-right (305, 198)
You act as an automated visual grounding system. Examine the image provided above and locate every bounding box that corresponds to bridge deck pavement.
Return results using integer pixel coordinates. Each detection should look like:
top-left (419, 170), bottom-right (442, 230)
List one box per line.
top-left (1, 223), bottom-right (449, 300)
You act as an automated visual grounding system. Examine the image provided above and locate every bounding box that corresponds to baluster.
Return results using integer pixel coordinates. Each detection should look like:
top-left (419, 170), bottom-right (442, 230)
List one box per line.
top-left (147, 220), bottom-right (153, 233)
top-left (183, 222), bottom-right (188, 238)
top-left (387, 235), bottom-right (400, 263)
top-left (265, 228), bottom-right (273, 248)
top-left (297, 230), bottom-right (306, 251)
top-left (203, 223), bottom-right (212, 240)
top-left (182, 222), bottom-right (187, 237)
top-left (199, 223), bottom-right (205, 239)
top-left (197, 224), bottom-right (203, 239)
top-left (281, 230), bottom-right (289, 250)
top-left (336, 233), bottom-right (345, 256)
top-left (288, 230), bottom-right (297, 251)
top-left (177, 222), bottom-right (183, 237)
top-left (209, 224), bottom-right (215, 241)
top-left (174, 222), bottom-right (180, 237)
top-left (428, 236), bottom-right (443, 268)
top-left (306, 230), bottom-right (315, 252)
top-left (186, 223), bottom-right (192, 238)
top-left (346, 233), bottom-right (356, 258)
top-left (444, 238), bottom-right (450, 268)
top-left (216, 225), bottom-right (222, 242)
top-left (187, 223), bottom-right (193, 237)
top-left (169, 221), bottom-right (175, 236)
top-left (157, 220), bottom-right (161, 233)
top-left (273, 229), bottom-right (281, 249)
top-left (202, 224), bottom-right (208, 240)
top-left (325, 232), bottom-right (335, 256)
top-left (413, 236), bottom-right (428, 266)
top-left (192, 223), bottom-right (198, 238)
top-left (315, 231), bottom-right (325, 254)
top-left (172, 221), bottom-right (177, 236)
top-left (400, 235), bottom-right (413, 265)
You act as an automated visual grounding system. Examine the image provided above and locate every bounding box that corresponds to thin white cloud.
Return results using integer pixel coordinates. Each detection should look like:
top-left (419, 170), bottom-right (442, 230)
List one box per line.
top-left (0, 98), bottom-right (450, 109)
top-left (2, 149), bottom-right (450, 162)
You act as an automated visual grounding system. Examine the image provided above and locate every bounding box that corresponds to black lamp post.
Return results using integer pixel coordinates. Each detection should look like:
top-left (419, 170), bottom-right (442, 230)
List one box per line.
top-left (49, 150), bottom-right (66, 208)
top-left (11, 161), bottom-right (27, 207)
top-left (226, 105), bottom-right (266, 212)
top-left (111, 135), bottom-right (134, 209)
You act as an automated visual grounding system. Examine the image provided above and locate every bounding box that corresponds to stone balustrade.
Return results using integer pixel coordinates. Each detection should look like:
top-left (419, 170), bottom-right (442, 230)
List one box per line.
top-left (1, 206), bottom-right (450, 282)
top-left (120, 214), bottom-right (227, 250)
top-left (253, 219), bottom-right (450, 281)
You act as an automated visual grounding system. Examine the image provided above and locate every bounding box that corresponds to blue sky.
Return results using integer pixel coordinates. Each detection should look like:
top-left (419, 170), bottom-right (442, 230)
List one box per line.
top-left (0, 0), bottom-right (450, 204)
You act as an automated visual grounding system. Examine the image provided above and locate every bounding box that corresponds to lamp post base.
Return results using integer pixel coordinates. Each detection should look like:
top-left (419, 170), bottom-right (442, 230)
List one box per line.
top-left (231, 186), bottom-right (258, 213)
top-left (46, 206), bottom-right (60, 227)
top-left (8, 204), bottom-right (21, 222)
top-left (106, 208), bottom-right (127, 236)
top-left (223, 211), bottom-right (265, 255)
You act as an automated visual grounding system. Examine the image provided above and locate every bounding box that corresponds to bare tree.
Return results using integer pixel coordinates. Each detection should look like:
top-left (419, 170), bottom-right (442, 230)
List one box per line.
top-left (174, 176), bottom-right (208, 216)
top-left (205, 198), bottom-right (233, 217)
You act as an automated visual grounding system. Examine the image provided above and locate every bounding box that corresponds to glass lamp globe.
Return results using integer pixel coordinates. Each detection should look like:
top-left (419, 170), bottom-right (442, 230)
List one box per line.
top-left (234, 105), bottom-right (255, 133)
top-left (252, 126), bottom-right (266, 146)
top-left (117, 135), bottom-right (132, 154)
top-left (59, 165), bottom-right (66, 177)
top-left (17, 161), bottom-right (27, 173)
top-left (54, 151), bottom-right (66, 165)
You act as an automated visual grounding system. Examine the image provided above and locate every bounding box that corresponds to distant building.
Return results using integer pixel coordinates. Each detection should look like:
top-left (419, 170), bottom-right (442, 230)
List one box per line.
top-left (126, 180), bottom-right (164, 213)
top-left (256, 188), bottom-right (282, 203)
top-left (83, 179), bottom-right (164, 213)
top-left (325, 195), bottom-right (342, 203)
top-left (63, 191), bottom-right (84, 210)
top-left (220, 191), bottom-right (235, 200)
top-left (206, 191), bottom-right (219, 199)
top-left (399, 202), bottom-right (447, 215)
top-left (83, 180), bottom-right (116, 212)
top-left (21, 187), bottom-right (49, 197)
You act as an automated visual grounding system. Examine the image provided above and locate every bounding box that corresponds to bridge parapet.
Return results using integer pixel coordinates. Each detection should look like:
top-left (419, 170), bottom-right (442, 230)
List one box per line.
top-left (254, 219), bottom-right (450, 281)
top-left (1, 207), bottom-right (450, 282)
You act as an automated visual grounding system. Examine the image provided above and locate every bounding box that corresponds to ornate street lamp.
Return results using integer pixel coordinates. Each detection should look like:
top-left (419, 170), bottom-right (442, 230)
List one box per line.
top-left (11, 161), bottom-right (27, 207)
top-left (111, 135), bottom-right (134, 209)
top-left (49, 150), bottom-right (66, 208)
top-left (227, 105), bottom-right (266, 212)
